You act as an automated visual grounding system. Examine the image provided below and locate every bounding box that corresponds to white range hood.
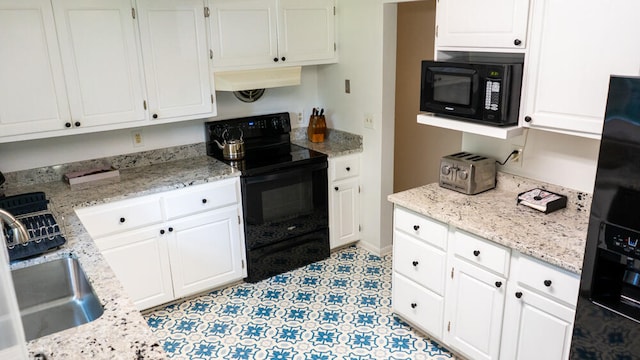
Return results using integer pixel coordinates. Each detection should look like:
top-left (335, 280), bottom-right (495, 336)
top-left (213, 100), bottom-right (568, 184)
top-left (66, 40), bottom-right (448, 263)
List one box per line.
top-left (214, 66), bottom-right (302, 91)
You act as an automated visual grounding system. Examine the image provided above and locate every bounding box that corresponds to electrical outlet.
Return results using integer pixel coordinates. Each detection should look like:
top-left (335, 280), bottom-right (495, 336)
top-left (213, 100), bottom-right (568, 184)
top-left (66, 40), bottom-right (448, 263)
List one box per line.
top-left (297, 112), bottom-right (303, 123)
top-left (131, 130), bottom-right (144, 147)
top-left (504, 145), bottom-right (523, 167)
top-left (364, 113), bottom-right (374, 129)
top-left (512, 148), bottom-right (523, 162)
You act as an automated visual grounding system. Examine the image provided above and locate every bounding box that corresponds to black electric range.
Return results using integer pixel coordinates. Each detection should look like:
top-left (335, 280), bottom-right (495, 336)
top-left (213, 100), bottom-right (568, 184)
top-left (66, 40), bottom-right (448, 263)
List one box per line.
top-left (205, 113), bottom-right (327, 176)
top-left (205, 113), bottom-right (330, 283)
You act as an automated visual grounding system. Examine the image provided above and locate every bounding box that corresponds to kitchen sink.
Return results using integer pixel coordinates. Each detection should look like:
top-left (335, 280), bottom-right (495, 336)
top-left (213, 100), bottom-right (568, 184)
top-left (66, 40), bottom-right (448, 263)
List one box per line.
top-left (11, 256), bottom-right (103, 341)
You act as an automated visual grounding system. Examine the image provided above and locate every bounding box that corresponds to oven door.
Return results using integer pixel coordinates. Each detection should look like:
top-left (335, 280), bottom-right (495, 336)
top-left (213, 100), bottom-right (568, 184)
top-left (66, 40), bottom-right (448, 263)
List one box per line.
top-left (241, 161), bottom-right (328, 250)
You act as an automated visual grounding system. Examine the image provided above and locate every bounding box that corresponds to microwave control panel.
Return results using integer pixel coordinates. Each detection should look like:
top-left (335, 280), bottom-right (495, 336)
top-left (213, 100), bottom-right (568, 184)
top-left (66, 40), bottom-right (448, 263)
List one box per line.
top-left (484, 80), bottom-right (501, 112)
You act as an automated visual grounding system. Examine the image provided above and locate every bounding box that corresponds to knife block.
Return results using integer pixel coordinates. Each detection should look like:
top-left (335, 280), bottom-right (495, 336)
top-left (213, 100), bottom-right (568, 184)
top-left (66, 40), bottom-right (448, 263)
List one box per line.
top-left (307, 115), bottom-right (326, 143)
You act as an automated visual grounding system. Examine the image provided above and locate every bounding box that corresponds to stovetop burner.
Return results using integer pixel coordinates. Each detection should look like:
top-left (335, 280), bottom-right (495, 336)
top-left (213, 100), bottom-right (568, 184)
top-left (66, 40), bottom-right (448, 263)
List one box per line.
top-left (205, 113), bottom-right (327, 175)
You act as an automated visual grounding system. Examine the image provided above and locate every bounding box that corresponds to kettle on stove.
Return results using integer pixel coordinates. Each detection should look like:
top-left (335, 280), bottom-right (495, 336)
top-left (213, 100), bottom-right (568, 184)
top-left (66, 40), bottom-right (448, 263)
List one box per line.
top-left (213, 129), bottom-right (245, 161)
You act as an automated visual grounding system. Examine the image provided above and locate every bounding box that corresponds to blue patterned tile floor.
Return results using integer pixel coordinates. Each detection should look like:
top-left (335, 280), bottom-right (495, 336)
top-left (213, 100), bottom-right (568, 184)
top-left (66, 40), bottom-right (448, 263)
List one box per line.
top-left (144, 246), bottom-right (456, 360)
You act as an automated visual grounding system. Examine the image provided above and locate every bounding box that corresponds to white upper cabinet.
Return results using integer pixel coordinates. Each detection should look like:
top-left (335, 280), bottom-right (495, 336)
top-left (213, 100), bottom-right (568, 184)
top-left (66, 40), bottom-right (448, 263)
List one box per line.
top-left (277, 0), bottom-right (335, 63)
top-left (210, 0), bottom-right (336, 71)
top-left (210, 0), bottom-right (278, 68)
top-left (137, 0), bottom-right (215, 120)
top-left (0, 0), bottom-right (217, 143)
top-left (435, 0), bottom-right (529, 50)
top-left (520, 0), bottom-right (640, 139)
top-left (52, 0), bottom-right (146, 128)
top-left (0, 0), bottom-right (70, 137)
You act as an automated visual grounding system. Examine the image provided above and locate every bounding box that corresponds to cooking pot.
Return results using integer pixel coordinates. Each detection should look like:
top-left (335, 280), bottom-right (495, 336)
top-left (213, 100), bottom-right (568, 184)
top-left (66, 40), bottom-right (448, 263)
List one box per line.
top-left (213, 129), bottom-right (245, 160)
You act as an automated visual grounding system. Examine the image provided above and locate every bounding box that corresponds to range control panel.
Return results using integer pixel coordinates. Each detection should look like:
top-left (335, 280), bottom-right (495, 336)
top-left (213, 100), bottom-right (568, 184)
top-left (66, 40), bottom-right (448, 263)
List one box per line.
top-left (604, 223), bottom-right (640, 259)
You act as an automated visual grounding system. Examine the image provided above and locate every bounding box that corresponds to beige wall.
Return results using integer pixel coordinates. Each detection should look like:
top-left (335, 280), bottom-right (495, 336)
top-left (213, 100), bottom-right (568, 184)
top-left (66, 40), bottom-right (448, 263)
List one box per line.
top-left (393, 1), bottom-right (462, 192)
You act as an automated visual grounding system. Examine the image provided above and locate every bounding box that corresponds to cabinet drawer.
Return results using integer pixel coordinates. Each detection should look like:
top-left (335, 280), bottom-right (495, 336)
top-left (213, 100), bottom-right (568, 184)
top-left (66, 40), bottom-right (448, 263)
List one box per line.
top-left (393, 231), bottom-right (446, 295)
top-left (163, 178), bottom-right (238, 220)
top-left (392, 272), bottom-right (444, 339)
top-left (515, 253), bottom-right (580, 307)
top-left (330, 154), bottom-right (360, 181)
top-left (453, 230), bottom-right (510, 276)
top-left (76, 196), bottom-right (163, 238)
top-left (394, 207), bottom-right (447, 250)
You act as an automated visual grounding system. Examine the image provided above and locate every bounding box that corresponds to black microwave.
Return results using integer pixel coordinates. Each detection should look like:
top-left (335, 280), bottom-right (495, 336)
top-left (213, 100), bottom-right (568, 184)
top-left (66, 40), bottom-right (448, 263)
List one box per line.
top-left (420, 60), bottom-right (523, 126)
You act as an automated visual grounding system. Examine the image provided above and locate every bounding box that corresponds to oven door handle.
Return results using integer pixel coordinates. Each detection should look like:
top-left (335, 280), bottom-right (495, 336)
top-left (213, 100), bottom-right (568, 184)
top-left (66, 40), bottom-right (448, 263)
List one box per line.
top-left (243, 161), bottom-right (328, 184)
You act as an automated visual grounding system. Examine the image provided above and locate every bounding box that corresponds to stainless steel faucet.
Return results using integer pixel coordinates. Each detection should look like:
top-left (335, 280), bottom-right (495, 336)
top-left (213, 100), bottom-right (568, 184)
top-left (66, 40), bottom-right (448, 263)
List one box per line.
top-left (0, 208), bottom-right (29, 246)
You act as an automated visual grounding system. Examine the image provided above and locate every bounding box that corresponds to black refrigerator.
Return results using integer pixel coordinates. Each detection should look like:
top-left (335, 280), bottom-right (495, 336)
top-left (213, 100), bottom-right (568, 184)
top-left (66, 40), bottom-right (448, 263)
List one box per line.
top-left (570, 76), bottom-right (640, 359)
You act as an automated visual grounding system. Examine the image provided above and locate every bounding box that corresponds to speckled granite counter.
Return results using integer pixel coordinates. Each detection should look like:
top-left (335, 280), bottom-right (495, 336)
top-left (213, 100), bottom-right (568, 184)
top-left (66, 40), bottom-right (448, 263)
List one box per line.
top-left (290, 127), bottom-right (363, 157)
top-left (3, 145), bottom-right (240, 359)
top-left (388, 173), bottom-right (591, 274)
top-left (1, 131), bottom-right (361, 358)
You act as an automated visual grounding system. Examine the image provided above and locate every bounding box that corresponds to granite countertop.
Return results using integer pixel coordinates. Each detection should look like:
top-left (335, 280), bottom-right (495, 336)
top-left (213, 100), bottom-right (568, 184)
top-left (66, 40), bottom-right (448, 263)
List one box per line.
top-left (1, 132), bottom-right (362, 359)
top-left (388, 173), bottom-right (591, 274)
top-left (4, 154), bottom-right (240, 359)
top-left (290, 127), bottom-right (363, 157)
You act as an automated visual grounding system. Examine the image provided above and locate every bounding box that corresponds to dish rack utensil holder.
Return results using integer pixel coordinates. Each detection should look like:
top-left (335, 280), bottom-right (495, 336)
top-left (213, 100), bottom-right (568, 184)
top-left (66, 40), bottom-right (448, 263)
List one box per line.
top-left (0, 192), bottom-right (67, 261)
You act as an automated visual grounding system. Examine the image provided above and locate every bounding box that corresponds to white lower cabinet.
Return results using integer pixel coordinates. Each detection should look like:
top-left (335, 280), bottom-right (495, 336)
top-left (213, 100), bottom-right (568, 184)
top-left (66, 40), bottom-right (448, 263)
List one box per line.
top-left (445, 257), bottom-right (506, 360)
top-left (392, 272), bottom-right (444, 339)
top-left (76, 178), bottom-right (246, 310)
top-left (445, 230), bottom-right (509, 360)
top-left (392, 207), bottom-right (448, 338)
top-left (391, 205), bottom-right (579, 360)
top-left (168, 207), bottom-right (242, 299)
top-left (97, 224), bottom-right (174, 310)
top-left (500, 252), bottom-right (579, 360)
top-left (328, 154), bottom-right (360, 249)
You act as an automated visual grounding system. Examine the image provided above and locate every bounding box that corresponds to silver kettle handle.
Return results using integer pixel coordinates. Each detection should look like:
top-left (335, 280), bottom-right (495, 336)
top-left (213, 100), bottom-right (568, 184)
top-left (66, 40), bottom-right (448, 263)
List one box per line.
top-left (223, 128), bottom-right (243, 141)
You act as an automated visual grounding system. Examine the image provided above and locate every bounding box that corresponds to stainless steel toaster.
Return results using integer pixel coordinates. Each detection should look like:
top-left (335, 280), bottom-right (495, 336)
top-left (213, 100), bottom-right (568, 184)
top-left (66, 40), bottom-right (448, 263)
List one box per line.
top-left (439, 152), bottom-right (496, 195)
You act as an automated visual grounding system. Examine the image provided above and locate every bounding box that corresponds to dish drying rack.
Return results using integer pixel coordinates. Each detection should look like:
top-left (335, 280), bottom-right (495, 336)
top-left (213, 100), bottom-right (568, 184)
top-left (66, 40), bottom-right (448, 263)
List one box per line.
top-left (0, 192), bottom-right (66, 261)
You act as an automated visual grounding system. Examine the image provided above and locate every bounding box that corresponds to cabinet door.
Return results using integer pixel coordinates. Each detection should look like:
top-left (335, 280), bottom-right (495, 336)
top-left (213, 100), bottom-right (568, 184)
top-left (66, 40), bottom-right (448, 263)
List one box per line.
top-left (500, 285), bottom-right (575, 360)
top-left (0, 0), bottom-right (70, 137)
top-left (137, 0), bottom-right (214, 120)
top-left (436, 0), bottom-right (529, 49)
top-left (445, 258), bottom-right (506, 360)
top-left (277, 0), bottom-right (335, 63)
top-left (52, 0), bottom-right (146, 128)
top-left (210, 0), bottom-right (278, 68)
top-left (329, 177), bottom-right (359, 249)
top-left (521, 0), bottom-right (640, 138)
top-left (167, 207), bottom-right (245, 299)
top-left (96, 226), bottom-right (174, 310)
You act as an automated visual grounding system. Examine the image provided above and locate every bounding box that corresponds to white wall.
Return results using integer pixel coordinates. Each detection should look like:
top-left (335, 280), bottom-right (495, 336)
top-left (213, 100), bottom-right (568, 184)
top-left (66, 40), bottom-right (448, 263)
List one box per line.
top-left (317, 0), bottom-right (397, 255)
top-left (462, 130), bottom-right (600, 193)
top-left (0, 68), bottom-right (319, 172)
